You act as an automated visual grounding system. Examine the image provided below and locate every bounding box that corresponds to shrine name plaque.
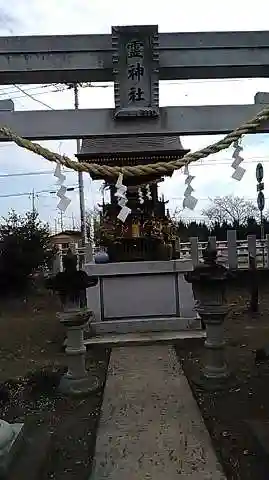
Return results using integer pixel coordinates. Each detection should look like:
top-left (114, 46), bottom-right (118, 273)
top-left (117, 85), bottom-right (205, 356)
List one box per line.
top-left (112, 25), bottom-right (159, 119)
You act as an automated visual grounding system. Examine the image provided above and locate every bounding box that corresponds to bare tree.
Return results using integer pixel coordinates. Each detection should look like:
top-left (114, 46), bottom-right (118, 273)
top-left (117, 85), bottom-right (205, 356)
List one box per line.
top-left (202, 195), bottom-right (259, 225)
top-left (170, 207), bottom-right (183, 221)
top-left (85, 207), bottom-right (101, 246)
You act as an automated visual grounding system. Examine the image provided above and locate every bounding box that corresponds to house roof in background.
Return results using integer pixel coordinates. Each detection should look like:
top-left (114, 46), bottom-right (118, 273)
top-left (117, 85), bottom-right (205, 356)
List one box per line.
top-left (50, 230), bottom-right (82, 239)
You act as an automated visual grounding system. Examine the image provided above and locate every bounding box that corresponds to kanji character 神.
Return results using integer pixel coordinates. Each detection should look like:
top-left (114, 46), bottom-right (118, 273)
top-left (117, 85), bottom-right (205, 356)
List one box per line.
top-left (128, 62), bottom-right (144, 81)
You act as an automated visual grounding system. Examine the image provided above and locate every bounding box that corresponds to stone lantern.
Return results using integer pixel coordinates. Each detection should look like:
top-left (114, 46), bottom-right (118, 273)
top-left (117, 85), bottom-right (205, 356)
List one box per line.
top-left (47, 250), bottom-right (100, 396)
top-left (184, 243), bottom-right (231, 389)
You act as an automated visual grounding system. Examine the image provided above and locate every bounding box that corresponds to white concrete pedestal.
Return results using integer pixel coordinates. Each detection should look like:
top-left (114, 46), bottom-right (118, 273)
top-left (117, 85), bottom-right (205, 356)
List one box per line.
top-left (85, 259), bottom-right (200, 334)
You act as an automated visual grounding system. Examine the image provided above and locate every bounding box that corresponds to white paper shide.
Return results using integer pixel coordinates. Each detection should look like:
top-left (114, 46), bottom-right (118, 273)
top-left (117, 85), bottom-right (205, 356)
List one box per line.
top-left (54, 163), bottom-right (71, 212)
top-left (182, 164), bottom-right (198, 210)
top-left (115, 173), bottom-right (131, 222)
top-left (231, 140), bottom-right (246, 181)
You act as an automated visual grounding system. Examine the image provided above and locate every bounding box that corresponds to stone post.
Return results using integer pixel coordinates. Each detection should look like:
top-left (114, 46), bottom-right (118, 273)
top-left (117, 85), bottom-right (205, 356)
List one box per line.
top-left (52, 250), bottom-right (61, 274)
top-left (185, 242), bottom-right (232, 390)
top-left (190, 237), bottom-right (199, 266)
top-left (46, 249), bottom-right (99, 396)
top-left (84, 242), bottom-right (93, 263)
top-left (227, 229), bottom-right (238, 269)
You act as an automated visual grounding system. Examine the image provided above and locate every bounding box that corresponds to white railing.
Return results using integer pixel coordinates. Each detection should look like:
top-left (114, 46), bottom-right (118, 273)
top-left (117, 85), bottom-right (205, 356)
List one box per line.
top-left (178, 231), bottom-right (269, 269)
top-left (52, 231), bottom-right (269, 271)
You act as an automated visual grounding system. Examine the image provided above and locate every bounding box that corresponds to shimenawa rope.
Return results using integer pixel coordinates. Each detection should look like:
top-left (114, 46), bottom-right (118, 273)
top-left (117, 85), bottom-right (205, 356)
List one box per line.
top-left (1, 104), bottom-right (269, 178)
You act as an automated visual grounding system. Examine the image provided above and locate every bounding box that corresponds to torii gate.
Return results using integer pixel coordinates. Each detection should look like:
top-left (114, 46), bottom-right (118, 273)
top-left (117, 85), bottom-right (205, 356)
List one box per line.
top-left (0, 27), bottom-right (268, 139)
top-left (1, 26), bottom-right (269, 462)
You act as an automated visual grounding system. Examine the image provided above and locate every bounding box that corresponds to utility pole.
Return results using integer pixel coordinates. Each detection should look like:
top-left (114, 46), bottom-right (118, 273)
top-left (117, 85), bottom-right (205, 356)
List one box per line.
top-left (60, 210), bottom-right (64, 231)
top-left (73, 83), bottom-right (87, 245)
top-left (32, 189), bottom-right (35, 214)
top-left (31, 189), bottom-right (37, 216)
top-left (71, 212), bottom-right (76, 230)
top-left (256, 162), bottom-right (265, 268)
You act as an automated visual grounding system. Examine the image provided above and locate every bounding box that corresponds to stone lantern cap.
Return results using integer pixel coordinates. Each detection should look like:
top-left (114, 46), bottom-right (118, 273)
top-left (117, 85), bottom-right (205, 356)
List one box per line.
top-left (185, 261), bottom-right (229, 284)
top-left (47, 269), bottom-right (98, 295)
top-left (46, 250), bottom-right (98, 296)
top-left (185, 243), bottom-right (230, 285)
top-left (184, 244), bottom-right (230, 316)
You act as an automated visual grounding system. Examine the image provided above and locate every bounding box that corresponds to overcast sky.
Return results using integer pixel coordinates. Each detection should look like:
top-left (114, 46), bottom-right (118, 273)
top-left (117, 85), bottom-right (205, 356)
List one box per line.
top-left (0, 0), bottom-right (268, 231)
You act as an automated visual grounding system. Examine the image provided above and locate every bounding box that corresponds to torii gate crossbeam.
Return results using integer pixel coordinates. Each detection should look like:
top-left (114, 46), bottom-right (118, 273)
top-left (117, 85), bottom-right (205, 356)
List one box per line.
top-left (1, 30), bottom-right (269, 84)
top-left (0, 102), bottom-right (269, 141)
top-left (0, 27), bottom-right (268, 143)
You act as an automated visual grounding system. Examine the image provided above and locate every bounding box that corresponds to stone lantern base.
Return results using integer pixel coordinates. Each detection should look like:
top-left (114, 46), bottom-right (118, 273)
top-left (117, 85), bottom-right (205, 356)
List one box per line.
top-left (58, 309), bottom-right (100, 397)
top-left (193, 307), bottom-right (235, 391)
top-left (193, 370), bottom-right (236, 391)
top-left (58, 375), bottom-right (100, 397)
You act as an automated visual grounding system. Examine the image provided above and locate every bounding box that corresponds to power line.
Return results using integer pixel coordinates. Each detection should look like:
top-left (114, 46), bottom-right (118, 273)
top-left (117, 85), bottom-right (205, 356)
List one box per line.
top-left (181, 158), bottom-right (269, 167)
top-left (0, 77), bottom-right (266, 102)
top-left (0, 84), bottom-right (54, 97)
top-left (13, 84), bottom-right (54, 110)
top-left (0, 154), bottom-right (268, 179)
top-left (0, 78), bottom-right (263, 97)
top-left (52, 78), bottom-right (269, 89)
top-left (0, 185), bottom-right (78, 199)
top-left (0, 86), bottom-right (62, 102)
top-left (0, 169), bottom-right (82, 178)
top-left (0, 83), bottom-right (110, 102)
top-left (0, 170), bottom-right (72, 178)
top-left (0, 170), bottom-right (60, 178)
top-left (169, 195), bottom-right (269, 201)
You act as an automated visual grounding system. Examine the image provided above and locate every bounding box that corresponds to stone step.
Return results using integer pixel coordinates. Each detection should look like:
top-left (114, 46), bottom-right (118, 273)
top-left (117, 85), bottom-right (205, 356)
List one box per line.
top-left (85, 329), bottom-right (206, 347)
top-left (90, 316), bottom-right (201, 335)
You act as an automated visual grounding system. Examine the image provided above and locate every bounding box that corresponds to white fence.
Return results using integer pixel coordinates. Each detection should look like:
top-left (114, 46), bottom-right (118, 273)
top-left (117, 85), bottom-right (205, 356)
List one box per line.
top-left (179, 230), bottom-right (269, 269)
top-left (52, 231), bottom-right (269, 272)
top-left (52, 243), bottom-right (93, 273)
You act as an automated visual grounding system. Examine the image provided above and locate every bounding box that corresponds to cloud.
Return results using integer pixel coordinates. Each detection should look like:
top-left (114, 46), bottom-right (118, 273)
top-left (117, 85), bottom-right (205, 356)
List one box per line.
top-left (0, 6), bottom-right (19, 33)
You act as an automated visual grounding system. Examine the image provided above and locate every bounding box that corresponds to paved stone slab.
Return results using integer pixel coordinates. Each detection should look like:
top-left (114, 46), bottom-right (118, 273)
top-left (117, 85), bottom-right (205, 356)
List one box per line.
top-left (90, 345), bottom-right (226, 479)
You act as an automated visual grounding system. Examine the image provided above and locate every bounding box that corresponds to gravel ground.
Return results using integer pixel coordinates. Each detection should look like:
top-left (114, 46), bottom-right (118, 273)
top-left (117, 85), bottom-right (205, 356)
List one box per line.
top-left (3, 281), bottom-right (269, 479)
top-left (175, 282), bottom-right (269, 480)
top-left (0, 288), bottom-right (110, 480)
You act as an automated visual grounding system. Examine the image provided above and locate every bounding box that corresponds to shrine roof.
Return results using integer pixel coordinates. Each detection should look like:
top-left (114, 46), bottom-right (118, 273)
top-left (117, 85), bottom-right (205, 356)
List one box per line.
top-left (76, 135), bottom-right (189, 163)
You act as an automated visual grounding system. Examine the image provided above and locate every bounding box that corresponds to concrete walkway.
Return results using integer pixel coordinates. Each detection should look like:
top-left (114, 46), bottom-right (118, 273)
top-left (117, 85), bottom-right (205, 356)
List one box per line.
top-left (90, 345), bottom-right (226, 479)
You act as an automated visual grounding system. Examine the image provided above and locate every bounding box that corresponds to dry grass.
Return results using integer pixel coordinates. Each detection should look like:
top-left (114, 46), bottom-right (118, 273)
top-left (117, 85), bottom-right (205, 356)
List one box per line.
top-left (0, 288), bottom-right (65, 381)
top-left (0, 286), bottom-right (109, 480)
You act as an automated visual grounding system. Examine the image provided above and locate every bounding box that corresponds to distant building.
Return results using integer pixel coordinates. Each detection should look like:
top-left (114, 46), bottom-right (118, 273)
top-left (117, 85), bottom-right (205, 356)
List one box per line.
top-left (50, 230), bottom-right (82, 251)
